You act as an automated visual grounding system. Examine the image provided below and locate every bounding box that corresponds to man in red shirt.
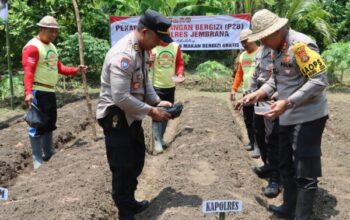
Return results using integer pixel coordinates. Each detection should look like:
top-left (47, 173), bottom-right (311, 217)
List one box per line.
top-left (22, 15), bottom-right (87, 169)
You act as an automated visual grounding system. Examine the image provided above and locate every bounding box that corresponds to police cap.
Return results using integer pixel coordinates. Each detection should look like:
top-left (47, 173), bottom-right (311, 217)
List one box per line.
top-left (139, 9), bottom-right (173, 43)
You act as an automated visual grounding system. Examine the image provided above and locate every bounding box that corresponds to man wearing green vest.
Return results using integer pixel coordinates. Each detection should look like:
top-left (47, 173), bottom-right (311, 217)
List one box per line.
top-left (231, 29), bottom-right (261, 157)
top-left (22, 15), bottom-right (87, 169)
top-left (149, 41), bottom-right (184, 154)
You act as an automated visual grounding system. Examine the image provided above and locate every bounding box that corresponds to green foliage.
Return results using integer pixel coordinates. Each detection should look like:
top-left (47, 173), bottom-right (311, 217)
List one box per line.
top-left (195, 60), bottom-right (230, 78)
top-left (0, 73), bottom-right (23, 100)
top-left (182, 52), bottom-right (191, 65)
top-left (271, 0), bottom-right (335, 51)
top-left (57, 32), bottom-right (110, 84)
top-left (323, 0), bottom-right (350, 42)
top-left (322, 42), bottom-right (350, 83)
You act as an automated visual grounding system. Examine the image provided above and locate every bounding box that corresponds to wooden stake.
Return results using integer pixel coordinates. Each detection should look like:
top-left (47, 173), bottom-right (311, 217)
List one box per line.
top-left (72, 0), bottom-right (97, 140)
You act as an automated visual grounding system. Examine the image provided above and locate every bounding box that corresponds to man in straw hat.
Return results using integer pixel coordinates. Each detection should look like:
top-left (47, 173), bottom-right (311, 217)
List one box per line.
top-left (96, 9), bottom-right (175, 220)
top-left (231, 29), bottom-right (262, 158)
top-left (22, 15), bottom-right (87, 169)
top-left (241, 9), bottom-right (329, 220)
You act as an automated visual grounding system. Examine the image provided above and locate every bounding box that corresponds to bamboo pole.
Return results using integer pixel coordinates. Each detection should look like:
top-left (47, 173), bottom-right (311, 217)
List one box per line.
top-left (5, 11), bottom-right (14, 109)
top-left (71, 0), bottom-right (97, 140)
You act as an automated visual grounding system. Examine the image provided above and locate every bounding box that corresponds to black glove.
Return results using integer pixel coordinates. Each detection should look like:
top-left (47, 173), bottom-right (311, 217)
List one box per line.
top-left (163, 102), bottom-right (183, 119)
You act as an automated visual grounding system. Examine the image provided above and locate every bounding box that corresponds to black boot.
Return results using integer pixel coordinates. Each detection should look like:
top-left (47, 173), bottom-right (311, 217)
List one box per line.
top-left (131, 193), bottom-right (150, 215)
top-left (295, 188), bottom-right (316, 220)
top-left (131, 200), bottom-right (150, 214)
top-left (264, 178), bottom-right (280, 198)
top-left (119, 215), bottom-right (135, 220)
top-left (252, 164), bottom-right (272, 178)
top-left (269, 178), bottom-right (297, 219)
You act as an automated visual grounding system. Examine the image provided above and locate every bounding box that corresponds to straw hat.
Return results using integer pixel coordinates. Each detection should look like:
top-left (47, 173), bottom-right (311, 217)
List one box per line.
top-left (37, 16), bottom-right (59, 29)
top-left (248, 9), bottom-right (288, 42)
top-left (239, 29), bottom-right (252, 42)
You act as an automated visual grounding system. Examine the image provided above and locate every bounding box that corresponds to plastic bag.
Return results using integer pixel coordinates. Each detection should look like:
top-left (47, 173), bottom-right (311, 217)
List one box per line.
top-left (24, 103), bottom-right (49, 128)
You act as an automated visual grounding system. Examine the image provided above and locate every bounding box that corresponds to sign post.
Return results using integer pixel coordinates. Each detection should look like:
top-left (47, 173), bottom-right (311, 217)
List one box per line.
top-left (0, 187), bottom-right (9, 201)
top-left (202, 199), bottom-right (243, 219)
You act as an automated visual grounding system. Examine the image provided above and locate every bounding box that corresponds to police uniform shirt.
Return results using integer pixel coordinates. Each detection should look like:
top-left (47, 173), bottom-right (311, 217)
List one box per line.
top-left (248, 46), bottom-right (274, 92)
top-left (261, 29), bottom-right (328, 125)
top-left (96, 31), bottom-right (160, 125)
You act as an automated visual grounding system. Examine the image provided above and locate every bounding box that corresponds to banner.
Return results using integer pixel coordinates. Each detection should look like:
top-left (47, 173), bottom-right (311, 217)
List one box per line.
top-left (110, 14), bottom-right (250, 51)
top-left (0, 0), bottom-right (8, 21)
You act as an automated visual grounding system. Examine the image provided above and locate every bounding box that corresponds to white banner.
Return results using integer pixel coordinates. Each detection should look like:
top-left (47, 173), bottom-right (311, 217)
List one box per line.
top-left (110, 14), bottom-right (251, 51)
top-left (0, 1), bottom-right (8, 21)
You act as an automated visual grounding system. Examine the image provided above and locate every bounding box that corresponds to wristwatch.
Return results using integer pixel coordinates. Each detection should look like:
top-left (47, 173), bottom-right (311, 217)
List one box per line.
top-left (284, 98), bottom-right (294, 109)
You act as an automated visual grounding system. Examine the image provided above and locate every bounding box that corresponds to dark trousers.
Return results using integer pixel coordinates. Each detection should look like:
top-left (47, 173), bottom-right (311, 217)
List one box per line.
top-left (278, 116), bottom-right (328, 182)
top-left (29, 90), bottom-right (57, 137)
top-left (243, 105), bottom-right (255, 146)
top-left (264, 118), bottom-right (280, 180)
top-left (254, 114), bottom-right (266, 160)
top-left (153, 86), bottom-right (175, 104)
top-left (98, 106), bottom-right (145, 217)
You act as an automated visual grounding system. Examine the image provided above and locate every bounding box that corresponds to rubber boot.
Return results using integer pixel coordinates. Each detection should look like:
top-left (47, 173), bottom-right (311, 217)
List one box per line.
top-left (251, 142), bottom-right (261, 158)
top-left (42, 131), bottom-right (56, 161)
top-left (269, 178), bottom-right (297, 219)
top-left (295, 188), bottom-right (316, 220)
top-left (245, 143), bottom-right (253, 151)
top-left (29, 135), bottom-right (43, 169)
top-left (152, 122), bottom-right (163, 154)
top-left (160, 121), bottom-right (168, 148)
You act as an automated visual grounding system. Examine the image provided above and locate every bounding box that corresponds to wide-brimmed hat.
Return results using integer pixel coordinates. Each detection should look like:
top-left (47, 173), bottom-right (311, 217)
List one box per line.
top-left (37, 15), bottom-right (59, 29)
top-left (248, 9), bottom-right (288, 42)
top-left (139, 9), bottom-right (173, 43)
top-left (239, 29), bottom-right (252, 42)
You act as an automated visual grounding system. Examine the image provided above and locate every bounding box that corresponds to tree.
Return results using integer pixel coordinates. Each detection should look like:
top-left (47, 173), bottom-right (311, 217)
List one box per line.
top-left (272, 0), bottom-right (335, 51)
top-left (323, 0), bottom-right (350, 42)
top-left (322, 42), bottom-right (350, 84)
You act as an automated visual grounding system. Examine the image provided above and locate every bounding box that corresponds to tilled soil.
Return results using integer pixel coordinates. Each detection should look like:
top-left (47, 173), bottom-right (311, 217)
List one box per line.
top-left (0, 89), bottom-right (349, 220)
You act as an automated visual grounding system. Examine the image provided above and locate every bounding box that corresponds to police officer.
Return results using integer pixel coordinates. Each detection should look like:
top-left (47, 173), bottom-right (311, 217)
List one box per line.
top-left (231, 29), bottom-right (261, 157)
top-left (242, 9), bottom-right (329, 220)
top-left (96, 10), bottom-right (173, 220)
top-left (247, 45), bottom-right (280, 198)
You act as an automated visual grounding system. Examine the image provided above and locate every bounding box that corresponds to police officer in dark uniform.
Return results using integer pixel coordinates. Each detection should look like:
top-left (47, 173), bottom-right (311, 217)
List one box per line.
top-left (243, 9), bottom-right (329, 220)
top-left (247, 45), bottom-right (281, 198)
top-left (96, 10), bottom-right (173, 220)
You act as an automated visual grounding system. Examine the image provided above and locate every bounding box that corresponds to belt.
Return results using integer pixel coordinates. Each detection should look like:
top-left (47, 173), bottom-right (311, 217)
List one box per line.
top-left (34, 82), bottom-right (55, 89)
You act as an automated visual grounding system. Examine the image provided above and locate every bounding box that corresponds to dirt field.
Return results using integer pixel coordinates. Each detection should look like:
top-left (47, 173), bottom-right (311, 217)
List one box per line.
top-left (0, 88), bottom-right (349, 220)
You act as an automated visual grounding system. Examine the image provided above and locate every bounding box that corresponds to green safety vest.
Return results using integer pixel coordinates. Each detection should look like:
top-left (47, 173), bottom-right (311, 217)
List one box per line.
top-left (150, 42), bottom-right (179, 88)
top-left (240, 50), bottom-right (257, 90)
top-left (24, 38), bottom-right (59, 92)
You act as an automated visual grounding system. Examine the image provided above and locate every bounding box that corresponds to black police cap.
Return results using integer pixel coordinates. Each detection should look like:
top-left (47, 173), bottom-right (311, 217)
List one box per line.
top-left (139, 9), bottom-right (173, 43)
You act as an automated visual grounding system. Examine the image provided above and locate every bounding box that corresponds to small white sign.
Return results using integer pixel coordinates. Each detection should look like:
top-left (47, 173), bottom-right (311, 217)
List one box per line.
top-left (0, 187), bottom-right (9, 201)
top-left (202, 200), bottom-right (242, 213)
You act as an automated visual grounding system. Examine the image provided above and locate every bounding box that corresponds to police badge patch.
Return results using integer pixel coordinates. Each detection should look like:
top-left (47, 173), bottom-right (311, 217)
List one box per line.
top-left (120, 57), bottom-right (130, 70)
top-left (294, 45), bottom-right (309, 63)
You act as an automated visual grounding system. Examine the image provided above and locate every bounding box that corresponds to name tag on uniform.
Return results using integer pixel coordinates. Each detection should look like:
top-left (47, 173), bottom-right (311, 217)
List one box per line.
top-left (132, 82), bottom-right (140, 89)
